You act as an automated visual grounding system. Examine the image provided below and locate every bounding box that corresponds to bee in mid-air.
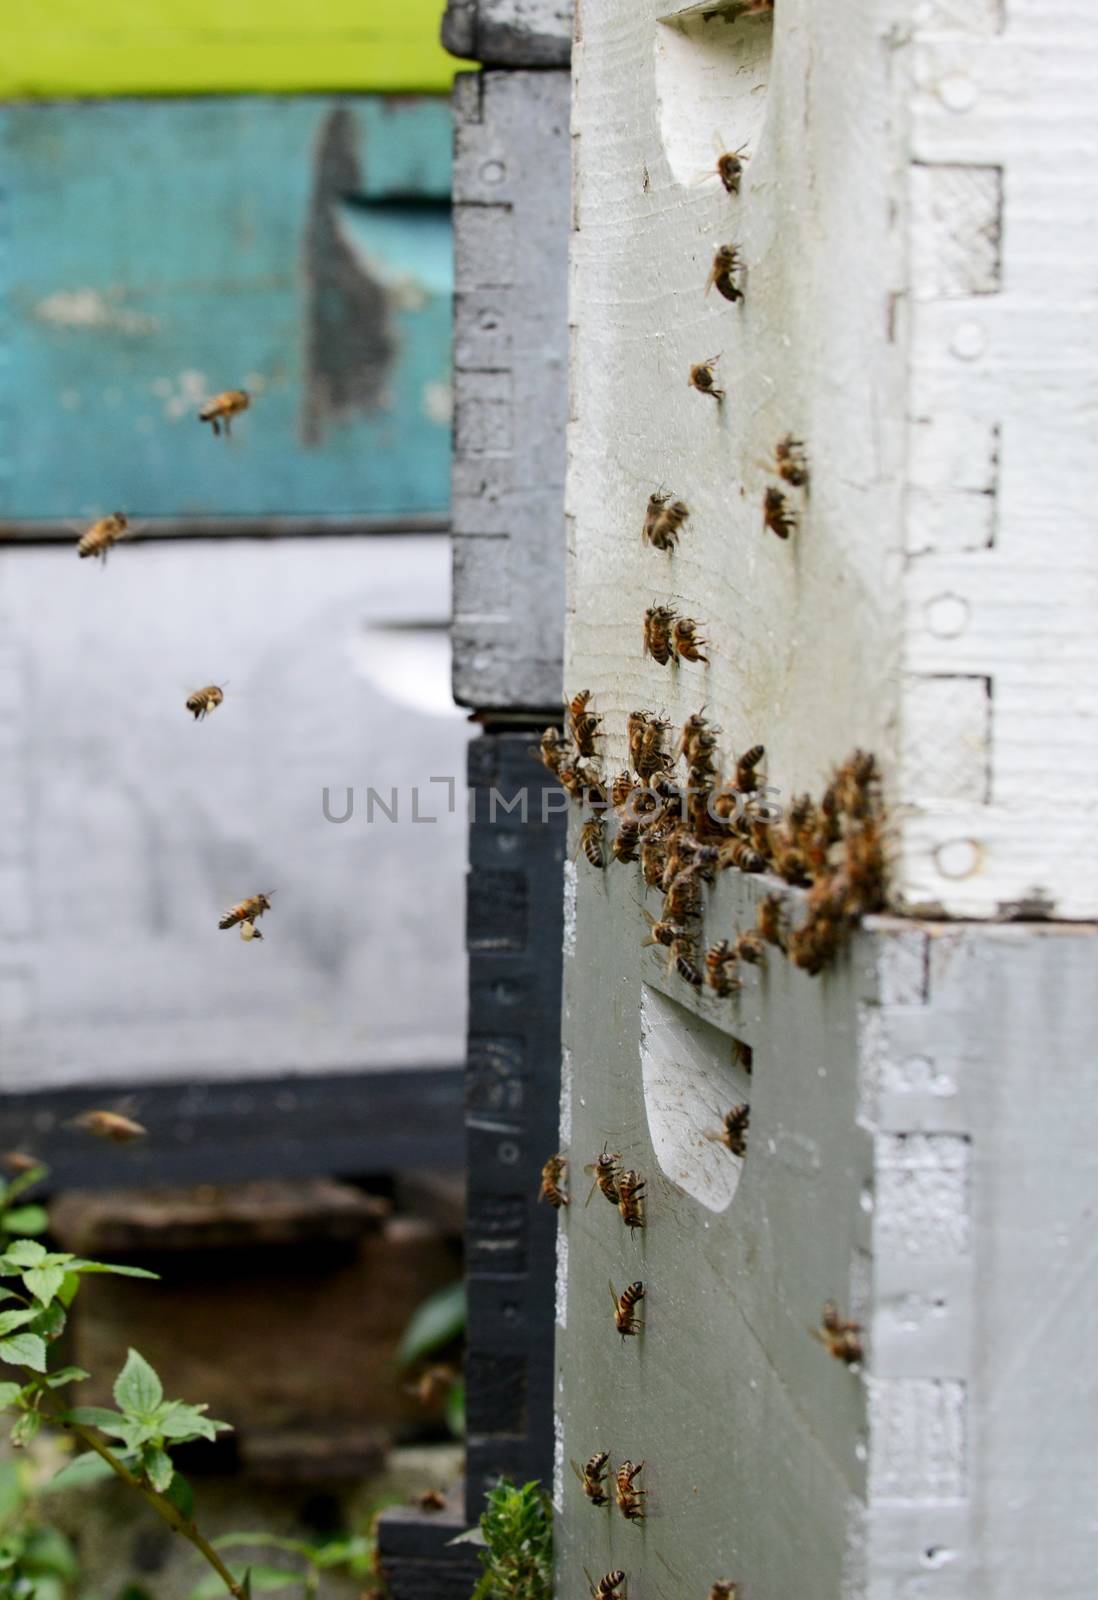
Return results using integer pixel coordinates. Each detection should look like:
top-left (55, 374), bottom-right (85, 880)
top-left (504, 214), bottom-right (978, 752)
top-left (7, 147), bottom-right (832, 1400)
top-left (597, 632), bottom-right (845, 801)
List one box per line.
top-left (585, 1144), bottom-right (623, 1207)
top-left (539, 1153), bottom-right (569, 1208)
top-left (219, 892), bottom-right (273, 931)
top-left (585, 1569), bottom-right (627, 1600)
top-left (705, 939), bottom-right (741, 997)
top-left (774, 433), bottom-right (810, 487)
top-left (735, 744), bottom-right (765, 792)
top-left (71, 1110), bottom-right (147, 1143)
top-left (614, 1459), bottom-right (647, 1523)
top-left (616, 1169), bottom-right (646, 1233)
top-left (571, 1451), bottom-right (611, 1507)
top-left (643, 493), bottom-right (690, 552)
top-left (643, 605), bottom-right (677, 666)
top-left (672, 616), bottom-right (708, 664)
top-left (77, 512), bottom-right (130, 562)
top-left (706, 243), bottom-right (744, 303)
top-left (404, 1363), bottom-right (459, 1407)
top-left (609, 1279), bottom-right (645, 1341)
top-left (416, 1489), bottom-right (447, 1512)
top-left (569, 690), bottom-right (601, 756)
top-left (185, 684), bottom-right (225, 721)
top-left (708, 1103), bottom-right (750, 1157)
top-left (199, 389), bottom-right (250, 437)
top-left (536, 727), bottom-right (569, 776)
top-left (811, 1302), bottom-right (864, 1365)
top-left (764, 485), bottom-right (797, 539)
top-left (689, 356), bottom-right (724, 401)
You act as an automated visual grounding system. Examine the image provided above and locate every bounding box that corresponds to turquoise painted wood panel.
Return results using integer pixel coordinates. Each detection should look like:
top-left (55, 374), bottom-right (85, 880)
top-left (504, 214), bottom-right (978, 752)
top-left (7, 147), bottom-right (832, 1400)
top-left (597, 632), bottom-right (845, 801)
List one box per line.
top-left (0, 96), bottom-right (453, 523)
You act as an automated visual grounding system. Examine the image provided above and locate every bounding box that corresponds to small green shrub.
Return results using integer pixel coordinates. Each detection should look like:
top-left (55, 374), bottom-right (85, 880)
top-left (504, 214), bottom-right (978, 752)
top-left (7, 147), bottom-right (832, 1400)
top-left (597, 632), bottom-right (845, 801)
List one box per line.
top-left (466, 1479), bottom-right (552, 1600)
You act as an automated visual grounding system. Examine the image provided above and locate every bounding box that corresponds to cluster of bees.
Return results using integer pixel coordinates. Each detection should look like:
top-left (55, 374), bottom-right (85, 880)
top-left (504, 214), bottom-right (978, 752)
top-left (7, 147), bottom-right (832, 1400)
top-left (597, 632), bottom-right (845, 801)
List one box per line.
top-left (75, 390), bottom-right (272, 946)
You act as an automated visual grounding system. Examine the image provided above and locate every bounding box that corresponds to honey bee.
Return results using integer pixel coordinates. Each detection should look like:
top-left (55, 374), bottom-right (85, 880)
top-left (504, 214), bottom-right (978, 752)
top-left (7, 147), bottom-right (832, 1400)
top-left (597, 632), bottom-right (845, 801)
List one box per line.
top-left (689, 356), bottom-right (724, 400)
top-left (77, 512), bottom-right (129, 562)
top-left (640, 828), bottom-right (670, 889)
top-left (679, 711), bottom-right (719, 767)
top-left (705, 939), bottom-right (740, 997)
top-left (735, 744), bottom-right (765, 793)
top-left (416, 1489), bottom-right (447, 1512)
top-left (709, 1584), bottom-right (740, 1600)
top-left (715, 141), bottom-right (750, 195)
top-left (706, 243), bottom-right (744, 303)
top-left (757, 893), bottom-right (786, 949)
top-left (663, 868), bottom-right (702, 924)
top-left (536, 727), bottom-right (569, 776)
top-left (735, 930), bottom-right (765, 965)
top-left (539, 1153), bottom-right (569, 1208)
top-left (773, 839), bottom-right (812, 886)
top-left (672, 936), bottom-right (703, 987)
top-left (616, 1169), bottom-right (646, 1233)
top-left (612, 818), bottom-right (642, 863)
top-left (199, 389), bottom-right (250, 436)
top-left (764, 485), bottom-right (797, 539)
top-left (185, 684), bottom-right (225, 721)
top-left (611, 770), bottom-right (635, 809)
top-left (585, 1144), bottom-right (622, 1207)
top-left (614, 1459), bottom-right (647, 1523)
top-left (580, 815), bottom-right (606, 869)
top-left (811, 1302), bottom-right (864, 1365)
top-left (643, 605), bottom-right (677, 666)
top-left (219, 892), bottom-right (273, 930)
top-left (708, 1103), bottom-right (750, 1157)
top-left (774, 433), bottom-right (809, 487)
top-left (609, 1278), bottom-right (645, 1340)
top-left (559, 761), bottom-right (606, 807)
top-left (569, 690), bottom-right (602, 757)
top-left (571, 1451), bottom-right (611, 1507)
top-left (644, 493), bottom-right (690, 552)
top-left (719, 839), bottom-right (765, 874)
top-left (732, 1038), bottom-right (753, 1072)
top-left (404, 1363), bottom-right (458, 1406)
top-left (71, 1110), bottom-right (147, 1143)
top-left (585, 1569), bottom-right (627, 1600)
top-left (239, 920), bottom-right (263, 942)
top-left (835, 749), bottom-right (880, 819)
top-left (672, 617), bottom-right (708, 664)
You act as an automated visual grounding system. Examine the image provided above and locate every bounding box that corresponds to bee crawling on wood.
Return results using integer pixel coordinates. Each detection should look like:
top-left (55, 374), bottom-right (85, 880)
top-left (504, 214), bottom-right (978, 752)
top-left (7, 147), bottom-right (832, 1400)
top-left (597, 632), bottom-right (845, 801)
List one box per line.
top-left (612, 815), bottom-right (642, 864)
top-left (538, 1153), bottom-right (569, 1209)
top-left (643, 605), bottom-right (678, 666)
top-left (571, 1451), bottom-right (611, 1507)
top-left (757, 893), bottom-right (786, 950)
top-left (77, 512), bottom-right (130, 562)
top-left (735, 744), bottom-right (766, 793)
top-left (735, 930), bottom-right (766, 965)
top-left (705, 939), bottom-right (741, 997)
top-left (71, 1110), bottom-right (147, 1144)
top-left (672, 616), bottom-right (708, 664)
top-left (719, 839), bottom-right (765, 874)
top-left (689, 355), bottom-right (724, 401)
top-left (585, 1569), bottom-right (627, 1600)
top-left (707, 1103), bottom-right (750, 1158)
top-left (199, 388), bottom-right (250, 437)
top-left (579, 815), bottom-right (606, 869)
top-left (585, 1143), bottom-right (623, 1207)
top-left (535, 726), bottom-right (569, 776)
top-left (609, 1278), bottom-right (645, 1341)
top-left (709, 1583), bottom-right (740, 1600)
top-left (616, 1168), bottom-right (646, 1233)
top-left (643, 492), bottom-right (690, 552)
top-left (706, 243), bottom-right (745, 303)
top-left (185, 684), bottom-right (226, 721)
top-left (774, 433), bottom-right (810, 487)
top-left (811, 1302), bottom-right (864, 1365)
top-left (614, 1459), bottom-right (647, 1523)
top-left (569, 690), bottom-right (602, 757)
top-left (764, 485), bottom-right (797, 540)
top-left (219, 892), bottom-right (273, 931)
top-left (715, 139), bottom-right (750, 195)
top-left (671, 936), bottom-right (703, 987)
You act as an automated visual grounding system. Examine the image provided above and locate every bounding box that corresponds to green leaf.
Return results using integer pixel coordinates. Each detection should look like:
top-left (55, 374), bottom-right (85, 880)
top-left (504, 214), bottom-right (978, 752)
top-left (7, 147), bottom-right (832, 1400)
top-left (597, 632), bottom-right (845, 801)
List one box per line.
top-left (3, 1241), bottom-right (47, 1267)
top-left (66, 1259), bottom-right (159, 1281)
top-left (0, 1311), bottom-right (38, 1337)
top-left (24, 1528), bottom-right (78, 1580)
top-left (0, 1382), bottom-right (23, 1408)
top-left (2, 1168), bottom-right (47, 1206)
top-left (45, 1366), bottom-right (89, 1389)
top-left (58, 1273), bottom-right (81, 1309)
top-left (397, 1281), bottom-right (466, 1368)
top-left (10, 1410), bottom-right (40, 1447)
top-left (141, 1444), bottom-right (174, 1494)
top-left (157, 1403), bottom-right (229, 1443)
top-left (45, 1450), bottom-right (136, 1492)
top-left (113, 1350), bottom-right (163, 1416)
top-left (445, 1376), bottom-right (466, 1439)
top-left (0, 1333), bottom-right (46, 1372)
top-left (27, 1301), bottom-right (67, 1342)
top-left (23, 1265), bottom-right (65, 1307)
top-left (1, 1206), bottom-right (48, 1237)
top-left (164, 1472), bottom-right (194, 1520)
top-left (189, 1566), bottom-right (299, 1600)
top-left (65, 1406), bottom-right (130, 1434)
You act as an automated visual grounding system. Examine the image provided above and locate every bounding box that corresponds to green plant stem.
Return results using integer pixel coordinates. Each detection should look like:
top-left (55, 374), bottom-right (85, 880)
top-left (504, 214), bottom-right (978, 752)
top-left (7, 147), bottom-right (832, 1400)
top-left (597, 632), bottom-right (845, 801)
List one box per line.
top-left (22, 1369), bottom-right (243, 1599)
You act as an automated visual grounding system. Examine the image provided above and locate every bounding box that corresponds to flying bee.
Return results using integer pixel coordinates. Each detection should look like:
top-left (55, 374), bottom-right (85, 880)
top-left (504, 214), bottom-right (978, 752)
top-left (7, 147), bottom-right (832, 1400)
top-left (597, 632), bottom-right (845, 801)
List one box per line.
top-left (708, 1103), bottom-right (750, 1157)
top-left (706, 243), bottom-right (744, 303)
top-left (736, 744), bottom-right (765, 792)
top-left (709, 1584), bottom-right (740, 1600)
top-left (705, 939), bottom-right (741, 997)
top-left (585, 1569), bottom-right (627, 1600)
top-left (569, 690), bottom-right (602, 756)
top-left (185, 684), bottom-right (225, 721)
top-left (764, 485), bottom-right (797, 539)
top-left (689, 356), bottom-right (724, 400)
top-left (613, 818), bottom-right (642, 863)
top-left (672, 936), bottom-right (703, 987)
top-left (775, 433), bottom-right (810, 487)
top-left (609, 1278), bottom-right (645, 1340)
top-left (672, 617), bottom-right (708, 664)
top-left (571, 1452), bottom-right (611, 1507)
top-left (585, 1144), bottom-right (623, 1207)
top-left (757, 893), bottom-right (786, 949)
top-left (735, 930), bottom-right (765, 965)
top-left (71, 1110), bottom-right (147, 1144)
top-left (199, 388), bottom-right (250, 437)
top-left (644, 493), bottom-right (690, 552)
top-left (614, 1459), bottom-right (647, 1523)
top-left (616, 1169), bottom-right (646, 1233)
top-left (416, 1489), bottom-right (447, 1512)
top-left (239, 920), bottom-right (263, 942)
top-left (720, 839), bottom-right (765, 874)
top-left (219, 892), bottom-right (273, 930)
top-left (77, 512), bottom-right (129, 562)
top-left (579, 815), bottom-right (606, 869)
top-left (643, 605), bottom-right (677, 666)
top-left (811, 1302), bottom-right (864, 1365)
top-left (404, 1363), bottom-right (458, 1407)
top-left (536, 727), bottom-right (569, 776)
top-left (539, 1153), bottom-right (569, 1208)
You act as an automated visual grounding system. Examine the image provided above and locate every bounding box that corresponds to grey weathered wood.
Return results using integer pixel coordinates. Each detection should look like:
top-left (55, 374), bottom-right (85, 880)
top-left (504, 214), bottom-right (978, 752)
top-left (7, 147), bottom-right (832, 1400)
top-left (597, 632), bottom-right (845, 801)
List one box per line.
top-left (443, 0), bottom-right (573, 66)
top-left (450, 71), bottom-right (570, 711)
